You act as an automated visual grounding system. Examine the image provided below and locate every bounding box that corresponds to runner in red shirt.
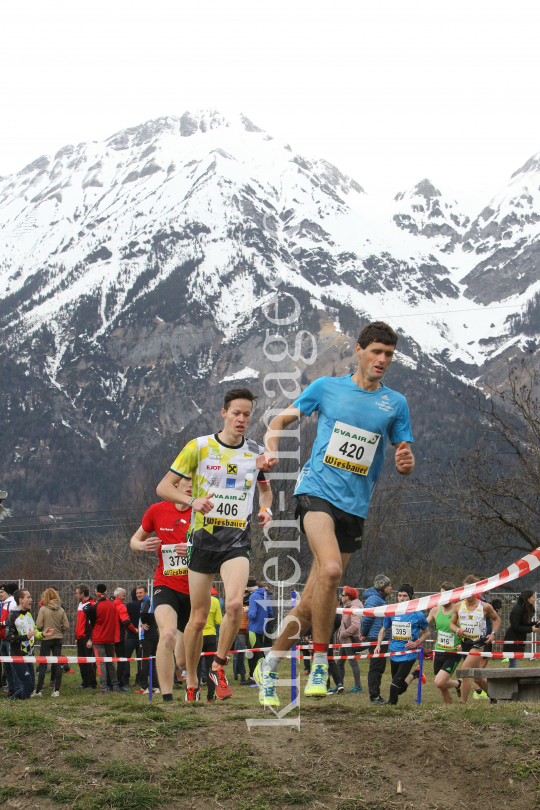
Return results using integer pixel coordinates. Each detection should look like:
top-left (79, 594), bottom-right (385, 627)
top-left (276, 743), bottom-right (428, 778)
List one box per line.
top-left (130, 476), bottom-right (192, 702)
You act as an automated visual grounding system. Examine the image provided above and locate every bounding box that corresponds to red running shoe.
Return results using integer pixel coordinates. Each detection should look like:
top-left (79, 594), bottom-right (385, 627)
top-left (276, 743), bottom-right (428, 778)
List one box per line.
top-left (414, 666), bottom-right (427, 685)
top-left (185, 686), bottom-right (200, 702)
top-left (209, 666), bottom-right (233, 700)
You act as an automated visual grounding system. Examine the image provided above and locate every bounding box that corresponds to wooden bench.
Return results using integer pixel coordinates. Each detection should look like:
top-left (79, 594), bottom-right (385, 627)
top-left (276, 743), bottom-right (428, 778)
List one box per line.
top-left (460, 667), bottom-right (540, 703)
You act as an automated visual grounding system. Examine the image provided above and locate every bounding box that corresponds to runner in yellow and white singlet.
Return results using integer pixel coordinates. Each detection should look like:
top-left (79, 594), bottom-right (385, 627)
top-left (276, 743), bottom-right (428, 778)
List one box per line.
top-left (156, 388), bottom-right (273, 702)
top-left (450, 575), bottom-right (500, 704)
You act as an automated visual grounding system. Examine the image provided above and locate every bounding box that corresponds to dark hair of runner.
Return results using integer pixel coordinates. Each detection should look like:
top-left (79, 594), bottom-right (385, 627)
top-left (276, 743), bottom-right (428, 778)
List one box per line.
top-left (76, 584), bottom-right (90, 597)
top-left (357, 321), bottom-right (399, 349)
top-left (136, 584), bottom-right (148, 593)
top-left (13, 589), bottom-right (28, 605)
top-left (517, 589), bottom-right (535, 624)
top-left (440, 581), bottom-right (455, 592)
top-left (223, 388), bottom-right (258, 411)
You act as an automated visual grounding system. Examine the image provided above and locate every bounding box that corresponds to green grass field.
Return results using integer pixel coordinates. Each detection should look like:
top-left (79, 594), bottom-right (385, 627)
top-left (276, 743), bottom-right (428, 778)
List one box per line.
top-left (1, 657), bottom-right (540, 810)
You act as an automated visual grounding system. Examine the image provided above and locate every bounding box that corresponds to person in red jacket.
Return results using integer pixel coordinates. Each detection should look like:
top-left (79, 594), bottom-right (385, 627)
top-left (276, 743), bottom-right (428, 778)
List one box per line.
top-left (111, 588), bottom-right (138, 691)
top-left (75, 584), bottom-right (97, 690)
top-left (83, 584), bottom-right (122, 696)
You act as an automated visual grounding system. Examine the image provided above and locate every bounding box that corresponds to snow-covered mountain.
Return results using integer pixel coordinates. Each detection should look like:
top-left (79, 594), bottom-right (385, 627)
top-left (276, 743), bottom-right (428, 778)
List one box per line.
top-left (2, 110), bottom-right (540, 512)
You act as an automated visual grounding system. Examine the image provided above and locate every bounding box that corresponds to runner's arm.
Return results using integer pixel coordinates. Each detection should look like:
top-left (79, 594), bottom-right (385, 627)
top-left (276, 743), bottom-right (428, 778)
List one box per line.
top-left (449, 606), bottom-right (463, 636)
top-left (486, 604), bottom-right (500, 638)
top-left (426, 607), bottom-right (438, 626)
top-left (258, 405), bottom-right (303, 471)
top-left (130, 525), bottom-right (161, 553)
top-left (374, 624), bottom-right (387, 654)
top-left (393, 441), bottom-right (414, 475)
top-left (257, 479), bottom-right (273, 527)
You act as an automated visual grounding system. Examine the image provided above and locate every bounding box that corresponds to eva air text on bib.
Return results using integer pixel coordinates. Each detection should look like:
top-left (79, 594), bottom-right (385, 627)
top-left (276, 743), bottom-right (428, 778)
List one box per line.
top-left (161, 545), bottom-right (188, 577)
top-left (324, 421), bottom-right (381, 476)
top-left (204, 488), bottom-right (249, 529)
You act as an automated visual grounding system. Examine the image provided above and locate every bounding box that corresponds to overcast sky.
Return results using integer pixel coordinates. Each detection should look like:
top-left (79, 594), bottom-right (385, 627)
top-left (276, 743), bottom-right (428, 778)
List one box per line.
top-left (1, 0), bottom-right (539, 200)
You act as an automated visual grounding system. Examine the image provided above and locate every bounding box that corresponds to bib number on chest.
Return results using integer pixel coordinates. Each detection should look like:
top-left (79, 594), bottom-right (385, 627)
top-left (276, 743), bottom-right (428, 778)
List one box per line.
top-left (392, 621), bottom-right (412, 641)
top-left (323, 421), bottom-right (381, 476)
top-left (161, 544), bottom-right (188, 577)
top-left (437, 630), bottom-right (455, 650)
top-left (204, 489), bottom-right (249, 529)
top-left (460, 620), bottom-right (480, 640)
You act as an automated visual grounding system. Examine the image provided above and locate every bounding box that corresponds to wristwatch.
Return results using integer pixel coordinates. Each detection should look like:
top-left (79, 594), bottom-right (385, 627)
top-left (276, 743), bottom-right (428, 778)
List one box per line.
top-left (260, 507), bottom-right (273, 517)
top-left (187, 496), bottom-right (195, 507)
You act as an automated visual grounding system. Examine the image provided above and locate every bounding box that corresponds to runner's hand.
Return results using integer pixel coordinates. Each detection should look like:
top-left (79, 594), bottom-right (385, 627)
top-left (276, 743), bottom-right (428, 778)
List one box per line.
top-left (144, 537), bottom-right (161, 552)
top-left (257, 451), bottom-right (278, 472)
top-left (27, 629), bottom-right (36, 639)
top-left (405, 639), bottom-right (417, 649)
top-left (86, 639), bottom-right (93, 649)
top-left (258, 509), bottom-right (273, 527)
top-left (44, 627), bottom-right (55, 637)
top-left (487, 633), bottom-right (495, 643)
top-left (395, 442), bottom-right (414, 474)
top-left (455, 628), bottom-right (464, 637)
top-left (374, 645), bottom-right (381, 655)
top-left (174, 542), bottom-right (188, 555)
top-left (193, 494), bottom-right (215, 514)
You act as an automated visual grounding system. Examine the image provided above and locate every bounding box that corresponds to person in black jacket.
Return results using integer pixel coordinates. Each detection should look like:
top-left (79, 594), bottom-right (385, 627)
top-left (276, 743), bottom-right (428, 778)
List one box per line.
top-left (503, 590), bottom-right (539, 669)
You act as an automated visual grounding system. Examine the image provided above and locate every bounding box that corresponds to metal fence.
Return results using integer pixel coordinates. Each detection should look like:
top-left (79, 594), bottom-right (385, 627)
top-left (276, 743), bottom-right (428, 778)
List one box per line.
top-left (19, 579), bottom-right (537, 649)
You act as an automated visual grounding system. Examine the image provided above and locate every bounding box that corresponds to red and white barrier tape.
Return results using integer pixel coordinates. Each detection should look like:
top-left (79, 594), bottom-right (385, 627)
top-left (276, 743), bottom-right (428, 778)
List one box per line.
top-left (337, 546), bottom-right (540, 617)
top-left (0, 656), bottom-right (151, 664)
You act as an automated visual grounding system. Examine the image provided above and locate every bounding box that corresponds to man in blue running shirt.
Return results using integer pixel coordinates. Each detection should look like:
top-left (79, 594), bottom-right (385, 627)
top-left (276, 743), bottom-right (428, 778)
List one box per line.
top-left (255, 322), bottom-right (414, 703)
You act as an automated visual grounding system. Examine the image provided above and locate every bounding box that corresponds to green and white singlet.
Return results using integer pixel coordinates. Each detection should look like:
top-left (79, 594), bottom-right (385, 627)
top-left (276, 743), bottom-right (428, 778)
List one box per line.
top-left (434, 605), bottom-right (459, 652)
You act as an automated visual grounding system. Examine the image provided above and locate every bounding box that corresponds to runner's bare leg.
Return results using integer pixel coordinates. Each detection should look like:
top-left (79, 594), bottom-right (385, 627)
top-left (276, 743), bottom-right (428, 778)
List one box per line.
top-left (215, 556), bottom-right (250, 666)
top-left (270, 550), bottom-right (352, 657)
top-left (303, 511), bottom-right (344, 645)
top-left (184, 570), bottom-right (214, 688)
top-left (154, 604), bottom-right (178, 695)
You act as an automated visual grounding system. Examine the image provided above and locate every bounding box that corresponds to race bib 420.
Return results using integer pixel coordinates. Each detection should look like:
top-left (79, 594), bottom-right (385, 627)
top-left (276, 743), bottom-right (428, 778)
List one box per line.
top-left (323, 421), bottom-right (381, 476)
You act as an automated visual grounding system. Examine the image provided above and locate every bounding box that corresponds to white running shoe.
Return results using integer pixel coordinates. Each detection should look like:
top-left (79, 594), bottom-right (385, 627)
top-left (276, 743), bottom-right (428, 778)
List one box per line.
top-left (51, 691), bottom-right (60, 697)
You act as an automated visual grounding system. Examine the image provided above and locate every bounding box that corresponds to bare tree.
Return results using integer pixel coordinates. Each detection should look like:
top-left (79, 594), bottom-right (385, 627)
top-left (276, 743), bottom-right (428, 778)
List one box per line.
top-left (420, 357), bottom-right (540, 566)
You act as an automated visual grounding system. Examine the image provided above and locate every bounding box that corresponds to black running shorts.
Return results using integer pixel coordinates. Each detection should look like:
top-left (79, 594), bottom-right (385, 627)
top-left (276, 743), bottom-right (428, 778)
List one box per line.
top-left (462, 637), bottom-right (487, 654)
top-left (152, 586), bottom-right (191, 632)
top-left (433, 651), bottom-right (460, 677)
top-left (187, 546), bottom-right (250, 575)
top-left (294, 494), bottom-right (364, 554)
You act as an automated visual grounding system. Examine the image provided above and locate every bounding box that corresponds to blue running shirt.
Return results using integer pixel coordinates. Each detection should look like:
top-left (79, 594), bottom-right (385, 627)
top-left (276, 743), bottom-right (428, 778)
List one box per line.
top-left (293, 375), bottom-right (413, 518)
top-left (383, 611), bottom-right (428, 661)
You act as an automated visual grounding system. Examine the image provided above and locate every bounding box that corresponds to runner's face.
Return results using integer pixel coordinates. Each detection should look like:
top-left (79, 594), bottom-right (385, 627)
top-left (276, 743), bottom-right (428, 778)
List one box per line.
top-left (174, 475), bottom-right (192, 498)
top-left (397, 591), bottom-right (409, 602)
top-left (356, 341), bottom-right (395, 382)
top-left (221, 399), bottom-right (253, 438)
top-left (20, 591), bottom-right (32, 609)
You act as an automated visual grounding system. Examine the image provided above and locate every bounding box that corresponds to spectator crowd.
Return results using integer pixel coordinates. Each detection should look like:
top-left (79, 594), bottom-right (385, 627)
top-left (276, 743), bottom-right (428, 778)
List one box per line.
top-left (0, 575), bottom-right (538, 704)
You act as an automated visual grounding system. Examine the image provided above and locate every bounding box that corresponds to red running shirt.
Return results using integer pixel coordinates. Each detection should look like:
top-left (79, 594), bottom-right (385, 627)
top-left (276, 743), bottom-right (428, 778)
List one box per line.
top-left (142, 501), bottom-right (191, 594)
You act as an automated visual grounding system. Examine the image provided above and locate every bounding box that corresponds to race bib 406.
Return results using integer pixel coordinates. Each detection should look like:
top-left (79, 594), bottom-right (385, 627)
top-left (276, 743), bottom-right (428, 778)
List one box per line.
top-left (323, 421), bottom-right (381, 476)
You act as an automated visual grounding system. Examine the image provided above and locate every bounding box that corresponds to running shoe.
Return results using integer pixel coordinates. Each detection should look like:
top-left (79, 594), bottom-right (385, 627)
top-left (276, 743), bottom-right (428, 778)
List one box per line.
top-left (347, 685), bottom-right (364, 693)
top-left (254, 659), bottom-right (280, 707)
top-left (209, 666), bottom-right (233, 700)
top-left (473, 689), bottom-right (489, 700)
top-left (456, 679), bottom-right (462, 698)
top-left (501, 658), bottom-right (509, 664)
top-left (207, 695), bottom-right (216, 703)
top-left (327, 683), bottom-right (344, 694)
top-left (369, 696), bottom-right (387, 705)
top-left (304, 662), bottom-right (329, 698)
top-left (414, 666), bottom-right (427, 685)
top-left (185, 686), bottom-right (200, 702)
top-left (51, 691), bottom-right (60, 697)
